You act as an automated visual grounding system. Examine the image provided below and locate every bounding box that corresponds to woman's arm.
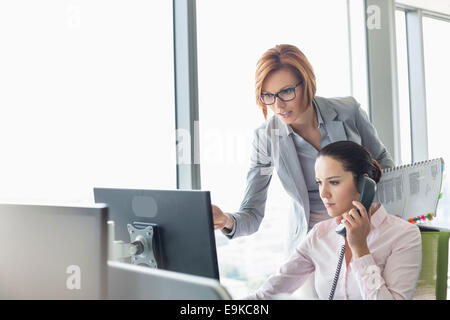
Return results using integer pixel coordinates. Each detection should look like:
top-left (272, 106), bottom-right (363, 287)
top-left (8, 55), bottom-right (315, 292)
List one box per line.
top-left (224, 126), bottom-right (274, 239)
top-left (245, 234), bottom-right (316, 300)
top-left (351, 225), bottom-right (422, 300)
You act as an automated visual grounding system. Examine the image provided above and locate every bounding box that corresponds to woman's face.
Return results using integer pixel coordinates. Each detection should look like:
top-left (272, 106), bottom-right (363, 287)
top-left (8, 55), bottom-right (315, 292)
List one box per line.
top-left (314, 155), bottom-right (360, 218)
top-left (261, 67), bottom-right (307, 125)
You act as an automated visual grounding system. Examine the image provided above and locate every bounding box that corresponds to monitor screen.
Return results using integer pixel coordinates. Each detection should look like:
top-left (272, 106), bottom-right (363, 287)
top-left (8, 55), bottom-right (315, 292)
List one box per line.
top-left (93, 188), bottom-right (220, 280)
top-left (0, 203), bottom-right (108, 299)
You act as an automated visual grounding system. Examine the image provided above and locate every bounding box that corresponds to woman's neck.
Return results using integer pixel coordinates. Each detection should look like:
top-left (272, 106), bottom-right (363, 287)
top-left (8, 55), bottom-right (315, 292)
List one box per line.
top-left (290, 103), bottom-right (317, 135)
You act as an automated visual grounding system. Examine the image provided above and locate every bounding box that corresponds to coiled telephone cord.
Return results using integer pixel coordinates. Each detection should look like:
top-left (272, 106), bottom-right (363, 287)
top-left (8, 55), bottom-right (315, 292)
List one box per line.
top-left (328, 243), bottom-right (346, 300)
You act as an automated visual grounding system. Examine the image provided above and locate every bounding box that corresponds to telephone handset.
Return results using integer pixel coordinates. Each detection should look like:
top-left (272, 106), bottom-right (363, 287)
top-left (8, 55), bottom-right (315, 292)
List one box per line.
top-left (335, 176), bottom-right (377, 237)
top-left (329, 175), bottom-right (377, 300)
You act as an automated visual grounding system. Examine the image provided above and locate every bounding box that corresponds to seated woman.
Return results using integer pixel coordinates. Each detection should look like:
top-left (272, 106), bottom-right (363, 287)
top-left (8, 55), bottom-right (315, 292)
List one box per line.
top-left (246, 141), bottom-right (422, 300)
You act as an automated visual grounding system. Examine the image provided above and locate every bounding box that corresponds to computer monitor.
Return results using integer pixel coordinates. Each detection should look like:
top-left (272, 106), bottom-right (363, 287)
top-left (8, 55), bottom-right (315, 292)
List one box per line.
top-left (0, 203), bottom-right (108, 299)
top-left (93, 188), bottom-right (220, 280)
top-left (108, 261), bottom-right (231, 300)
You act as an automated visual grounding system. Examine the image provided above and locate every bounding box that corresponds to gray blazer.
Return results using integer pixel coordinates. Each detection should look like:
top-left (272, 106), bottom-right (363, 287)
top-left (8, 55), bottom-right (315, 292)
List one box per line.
top-left (228, 96), bottom-right (394, 256)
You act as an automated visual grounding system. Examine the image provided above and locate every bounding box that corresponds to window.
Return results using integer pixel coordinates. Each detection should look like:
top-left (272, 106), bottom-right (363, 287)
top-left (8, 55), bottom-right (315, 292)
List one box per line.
top-left (0, 1), bottom-right (176, 204)
top-left (422, 16), bottom-right (450, 224)
top-left (197, 0), bottom-right (352, 296)
top-left (348, 0), bottom-right (370, 114)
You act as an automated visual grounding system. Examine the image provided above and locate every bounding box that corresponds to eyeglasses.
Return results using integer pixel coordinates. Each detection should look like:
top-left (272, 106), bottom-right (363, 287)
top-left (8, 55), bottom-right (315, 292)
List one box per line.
top-left (259, 81), bottom-right (303, 106)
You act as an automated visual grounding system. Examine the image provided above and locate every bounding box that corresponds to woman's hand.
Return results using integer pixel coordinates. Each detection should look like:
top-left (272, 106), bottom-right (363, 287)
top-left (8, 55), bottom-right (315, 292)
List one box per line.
top-left (212, 204), bottom-right (234, 231)
top-left (341, 201), bottom-right (374, 258)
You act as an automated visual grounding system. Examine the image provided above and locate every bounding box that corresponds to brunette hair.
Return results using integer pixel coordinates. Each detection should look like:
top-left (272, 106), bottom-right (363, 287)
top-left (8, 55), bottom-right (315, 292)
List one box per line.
top-left (255, 44), bottom-right (316, 119)
top-left (317, 141), bottom-right (382, 183)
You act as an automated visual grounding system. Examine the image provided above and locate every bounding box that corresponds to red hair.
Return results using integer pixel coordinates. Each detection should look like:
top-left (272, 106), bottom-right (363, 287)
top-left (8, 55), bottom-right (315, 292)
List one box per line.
top-left (255, 44), bottom-right (317, 119)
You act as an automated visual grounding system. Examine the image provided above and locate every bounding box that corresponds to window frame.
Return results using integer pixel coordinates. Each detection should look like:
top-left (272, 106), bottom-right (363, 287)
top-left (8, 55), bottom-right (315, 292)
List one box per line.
top-left (395, 2), bottom-right (450, 162)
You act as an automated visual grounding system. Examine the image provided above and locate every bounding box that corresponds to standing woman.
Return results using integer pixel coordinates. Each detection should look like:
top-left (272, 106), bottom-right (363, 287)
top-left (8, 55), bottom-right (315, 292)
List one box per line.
top-left (212, 44), bottom-right (394, 256)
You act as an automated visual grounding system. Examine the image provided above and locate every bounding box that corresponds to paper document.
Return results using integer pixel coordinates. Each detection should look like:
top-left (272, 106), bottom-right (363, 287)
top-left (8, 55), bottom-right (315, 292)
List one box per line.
top-left (374, 158), bottom-right (444, 220)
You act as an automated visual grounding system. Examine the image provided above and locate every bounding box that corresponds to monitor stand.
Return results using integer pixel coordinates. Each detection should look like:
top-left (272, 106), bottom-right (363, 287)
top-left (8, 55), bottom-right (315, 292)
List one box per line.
top-left (107, 220), bottom-right (160, 268)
